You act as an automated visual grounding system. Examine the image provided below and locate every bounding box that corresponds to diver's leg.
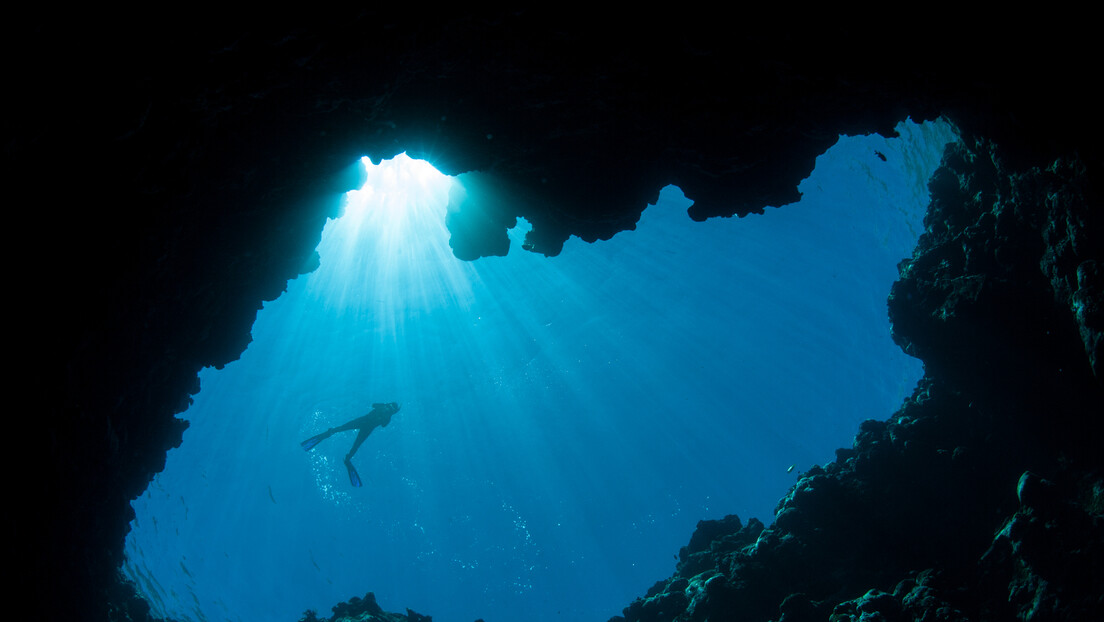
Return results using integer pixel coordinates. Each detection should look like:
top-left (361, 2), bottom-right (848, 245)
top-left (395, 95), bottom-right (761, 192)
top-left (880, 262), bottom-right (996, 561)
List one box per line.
top-left (343, 427), bottom-right (371, 487)
top-left (346, 427), bottom-right (371, 460)
top-left (331, 418), bottom-right (362, 433)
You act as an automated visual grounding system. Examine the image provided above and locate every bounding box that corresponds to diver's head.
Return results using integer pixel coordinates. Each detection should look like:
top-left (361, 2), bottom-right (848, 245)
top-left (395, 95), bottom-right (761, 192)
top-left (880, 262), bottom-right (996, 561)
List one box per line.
top-left (385, 402), bottom-right (401, 415)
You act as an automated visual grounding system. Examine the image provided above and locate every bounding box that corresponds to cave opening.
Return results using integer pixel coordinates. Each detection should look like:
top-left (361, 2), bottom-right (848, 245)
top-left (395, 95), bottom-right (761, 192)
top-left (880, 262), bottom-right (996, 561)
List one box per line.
top-left (123, 118), bottom-right (957, 622)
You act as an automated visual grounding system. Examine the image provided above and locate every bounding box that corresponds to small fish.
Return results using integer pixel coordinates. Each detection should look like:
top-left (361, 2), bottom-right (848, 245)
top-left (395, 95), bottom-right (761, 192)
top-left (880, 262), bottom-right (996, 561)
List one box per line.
top-left (874, 150), bottom-right (887, 162)
top-left (268, 485), bottom-right (277, 504)
top-left (787, 464), bottom-right (795, 473)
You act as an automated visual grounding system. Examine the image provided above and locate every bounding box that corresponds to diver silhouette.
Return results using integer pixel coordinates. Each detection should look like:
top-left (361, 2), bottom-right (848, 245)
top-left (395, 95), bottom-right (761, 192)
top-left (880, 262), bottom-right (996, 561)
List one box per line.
top-left (300, 402), bottom-right (401, 487)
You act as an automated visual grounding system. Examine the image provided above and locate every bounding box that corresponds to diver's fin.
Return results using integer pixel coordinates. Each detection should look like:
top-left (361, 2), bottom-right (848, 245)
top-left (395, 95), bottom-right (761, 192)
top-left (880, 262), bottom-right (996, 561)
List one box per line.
top-left (345, 460), bottom-right (362, 487)
top-left (300, 434), bottom-right (326, 451)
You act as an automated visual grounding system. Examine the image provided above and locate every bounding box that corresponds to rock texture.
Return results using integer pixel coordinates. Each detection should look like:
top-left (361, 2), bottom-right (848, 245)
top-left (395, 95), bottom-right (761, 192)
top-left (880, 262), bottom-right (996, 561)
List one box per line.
top-left (613, 138), bottom-right (1104, 621)
top-left (7, 10), bottom-right (1101, 622)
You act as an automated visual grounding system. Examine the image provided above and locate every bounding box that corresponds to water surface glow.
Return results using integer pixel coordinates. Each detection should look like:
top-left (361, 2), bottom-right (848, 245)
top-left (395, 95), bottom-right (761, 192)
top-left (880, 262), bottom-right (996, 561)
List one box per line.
top-left (125, 120), bottom-right (956, 622)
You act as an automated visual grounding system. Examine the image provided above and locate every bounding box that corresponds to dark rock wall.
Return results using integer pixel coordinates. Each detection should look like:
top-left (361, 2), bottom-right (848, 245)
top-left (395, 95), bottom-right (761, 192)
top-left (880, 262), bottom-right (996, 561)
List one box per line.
top-left (6, 11), bottom-right (1099, 622)
top-left (615, 137), bottom-right (1103, 622)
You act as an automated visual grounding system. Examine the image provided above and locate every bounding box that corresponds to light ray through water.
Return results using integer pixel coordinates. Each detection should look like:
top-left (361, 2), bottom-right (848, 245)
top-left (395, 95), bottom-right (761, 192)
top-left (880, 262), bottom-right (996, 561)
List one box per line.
top-left (125, 120), bottom-right (957, 622)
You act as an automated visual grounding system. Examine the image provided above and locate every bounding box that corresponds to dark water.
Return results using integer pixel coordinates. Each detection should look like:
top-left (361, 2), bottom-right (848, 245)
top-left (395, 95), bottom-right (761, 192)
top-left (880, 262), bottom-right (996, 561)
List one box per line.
top-left (124, 119), bottom-right (956, 622)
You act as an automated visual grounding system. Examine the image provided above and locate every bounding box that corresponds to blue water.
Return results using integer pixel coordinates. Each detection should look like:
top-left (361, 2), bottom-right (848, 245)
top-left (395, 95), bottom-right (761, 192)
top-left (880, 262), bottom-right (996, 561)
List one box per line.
top-left (124, 119), bottom-right (956, 622)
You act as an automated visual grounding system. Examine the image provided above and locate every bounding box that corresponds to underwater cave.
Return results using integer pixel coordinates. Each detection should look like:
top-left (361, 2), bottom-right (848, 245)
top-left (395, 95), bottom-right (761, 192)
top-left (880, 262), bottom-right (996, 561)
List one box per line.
top-left (122, 121), bottom-right (956, 622)
top-left (15, 13), bottom-right (1102, 622)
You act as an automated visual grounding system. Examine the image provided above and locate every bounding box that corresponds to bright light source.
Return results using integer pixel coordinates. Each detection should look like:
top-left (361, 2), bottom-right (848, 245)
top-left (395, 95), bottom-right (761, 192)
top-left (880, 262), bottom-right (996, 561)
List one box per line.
top-left (307, 154), bottom-right (472, 333)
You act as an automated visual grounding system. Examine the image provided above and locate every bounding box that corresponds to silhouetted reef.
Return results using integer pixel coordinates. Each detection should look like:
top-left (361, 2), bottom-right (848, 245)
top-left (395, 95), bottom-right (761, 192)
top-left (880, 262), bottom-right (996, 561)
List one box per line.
top-left (9, 11), bottom-right (1102, 622)
top-left (298, 592), bottom-right (440, 622)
